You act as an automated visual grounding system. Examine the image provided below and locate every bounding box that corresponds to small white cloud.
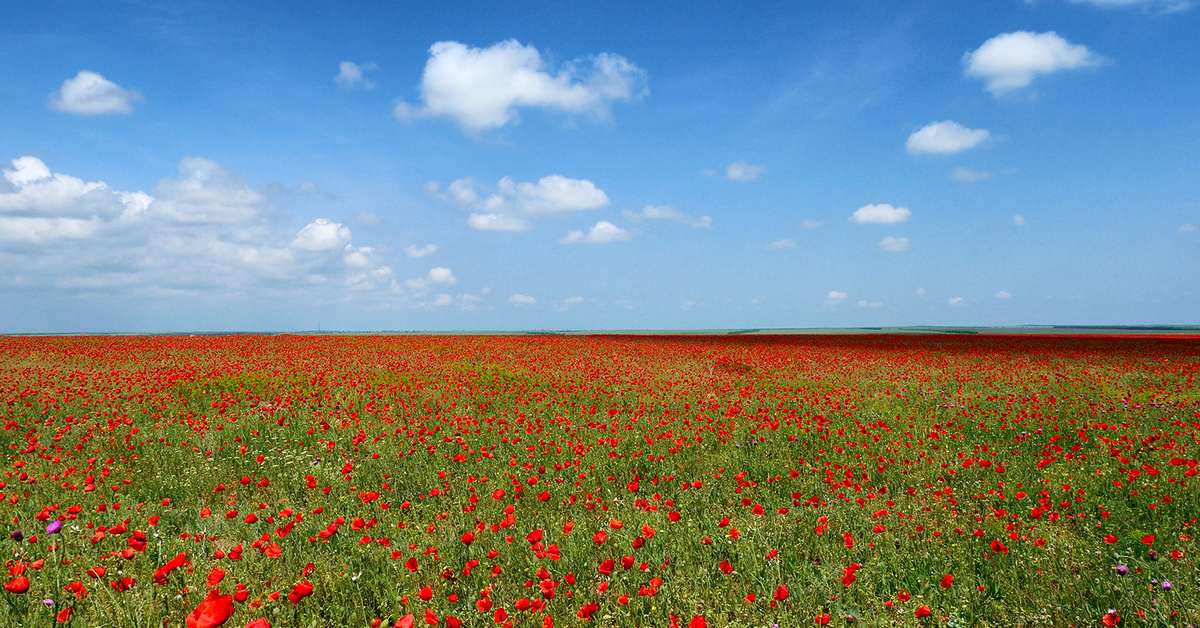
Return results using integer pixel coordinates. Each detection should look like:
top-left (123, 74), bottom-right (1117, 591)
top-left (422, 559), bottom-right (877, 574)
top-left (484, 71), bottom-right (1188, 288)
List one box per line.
top-left (1178, 223), bottom-right (1197, 232)
top-left (799, 220), bottom-right (824, 229)
top-left (404, 267), bottom-right (457, 293)
top-left (1067, 0), bottom-right (1193, 13)
top-left (622, 205), bottom-right (711, 229)
top-left (49, 71), bottom-right (140, 115)
top-left (564, 296), bottom-right (584, 304)
top-left (952, 167), bottom-right (994, 183)
top-left (560, 220), bottom-right (633, 244)
top-left (291, 219), bottom-right (352, 251)
top-left (1013, 214), bottom-right (1026, 226)
top-left (432, 175), bottom-right (610, 232)
top-left (723, 161), bottom-right (767, 182)
top-left (906, 121), bottom-right (990, 155)
top-left (826, 291), bottom-right (848, 305)
top-left (879, 236), bottom-right (911, 253)
top-left (915, 288), bottom-right (926, 296)
top-left (949, 296), bottom-right (965, 306)
top-left (335, 61), bottom-right (376, 89)
top-left (431, 293), bottom-right (453, 306)
top-left (765, 238), bottom-right (796, 250)
top-left (964, 31), bottom-right (1104, 96)
top-left (857, 300), bottom-right (883, 308)
top-left (394, 39), bottom-right (646, 133)
top-left (404, 244), bottom-right (438, 258)
top-left (996, 291), bottom-right (1012, 299)
top-left (508, 293), bottom-right (536, 305)
top-left (850, 204), bottom-right (911, 225)
top-left (467, 212), bottom-right (529, 231)
top-left (356, 211), bottom-right (381, 225)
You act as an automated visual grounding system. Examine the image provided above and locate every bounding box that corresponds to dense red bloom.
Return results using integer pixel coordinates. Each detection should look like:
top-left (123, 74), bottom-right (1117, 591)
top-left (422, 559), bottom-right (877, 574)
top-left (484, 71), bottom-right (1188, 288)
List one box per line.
top-left (244, 620), bottom-right (270, 628)
top-left (773, 584), bottom-right (789, 601)
top-left (815, 613), bottom-right (831, 626)
top-left (990, 541), bottom-right (1009, 555)
top-left (941, 574), bottom-right (954, 589)
top-left (688, 616), bottom-right (707, 628)
top-left (915, 606), bottom-right (931, 618)
top-left (1105, 535), bottom-right (1118, 545)
top-left (4, 576), bottom-right (30, 594)
top-left (394, 615), bottom-right (415, 628)
top-left (288, 581), bottom-right (313, 604)
top-left (186, 590), bottom-right (235, 628)
top-left (57, 608), bottom-right (74, 624)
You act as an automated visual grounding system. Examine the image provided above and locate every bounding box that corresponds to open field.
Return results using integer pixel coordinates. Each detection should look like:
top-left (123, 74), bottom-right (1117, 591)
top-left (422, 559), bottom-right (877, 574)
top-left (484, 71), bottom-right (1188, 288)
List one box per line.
top-left (2, 334), bottom-right (1198, 628)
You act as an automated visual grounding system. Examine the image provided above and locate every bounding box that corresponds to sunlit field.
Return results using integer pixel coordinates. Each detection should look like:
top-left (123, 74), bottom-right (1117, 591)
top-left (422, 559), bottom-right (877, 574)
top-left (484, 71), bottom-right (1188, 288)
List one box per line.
top-left (1, 334), bottom-right (1197, 628)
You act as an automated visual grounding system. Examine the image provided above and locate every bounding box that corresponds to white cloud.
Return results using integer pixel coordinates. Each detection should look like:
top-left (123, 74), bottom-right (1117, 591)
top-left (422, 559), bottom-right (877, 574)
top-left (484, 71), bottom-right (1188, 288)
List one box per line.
top-left (1067, 0), bottom-right (1193, 13)
top-left (508, 293), bottom-right (536, 305)
top-left (49, 71), bottom-right (141, 115)
top-left (996, 291), bottom-right (1012, 299)
top-left (799, 220), bottom-right (824, 229)
top-left (394, 40), bottom-right (646, 133)
top-left (560, 220), bottom-right (633, 244)
top-left (952, 167), bottom-right (994, 183)
top-left (948, 297), bottom-right (965, 306)
top-left (765, 238), bottom-right (796, 250)
top-left (356, 211), bottom-right (381, 225)
top-left (403, 267), bottom-right (457, 293)
top-left (850, 204), bottom-right (911, 225)
top-left (291, 219), bottom-right (352, 251)
top-left (1013, 214), bottom-right (1026, 226)
top-left (564, 296), bottom-right (584, 304)
top-left (826, 291), bottom-right (848, 305)
top-left (1178, 223), bottom-right (1197, 232)
top-left (404, 244), bottom-right (438, 258)
top-left (431, 175), bottom-right (610, 232)
top-left (879, 236), bottom-right (911, 253)
top-left (857, 300), bottom-right (883, 308)
top-left (907, 121), bottom-right (990, 155)
top-left (335, 61), bottom-right (375, 89)
top-left (964, 31), bottom-right (1103, 96)
top-left (0, 155), bottom-right (402, 304)
top-left (915, 288), bottom-right (926, 296)
top-left (723, 161), bottom-right (767, 182)
top-left (621, 205), bottom-right (712, 229)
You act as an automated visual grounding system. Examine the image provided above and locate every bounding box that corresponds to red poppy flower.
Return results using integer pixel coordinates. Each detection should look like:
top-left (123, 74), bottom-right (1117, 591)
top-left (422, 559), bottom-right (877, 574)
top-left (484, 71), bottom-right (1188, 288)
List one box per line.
top-left (914, 606), bottom-right (931, 618)
top-left (773, 585), bottom-right (789, 601)
top-left (186, 590), bottom-right (234, 628)
top-left (4, 576), bottom-right (30, 594)
top-left (395, 615), bottom-right (415, 628)
top-left (815, 613), bottom-right (831, 626)
top-left (940, 574), bottom-right (953, 589)
top-left (288, 581), bottom-right (313, 604)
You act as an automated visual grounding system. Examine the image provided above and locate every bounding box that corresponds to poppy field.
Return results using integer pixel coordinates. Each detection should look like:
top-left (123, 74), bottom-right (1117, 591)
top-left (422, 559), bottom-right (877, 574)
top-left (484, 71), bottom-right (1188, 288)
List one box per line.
top-left (1, 333), bottom-right (1198, 628)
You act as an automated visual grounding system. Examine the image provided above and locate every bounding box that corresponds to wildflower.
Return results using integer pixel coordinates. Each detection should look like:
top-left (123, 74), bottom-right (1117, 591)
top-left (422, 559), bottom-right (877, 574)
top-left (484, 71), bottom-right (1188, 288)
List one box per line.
top-left (185, 589), bottom-right (234, 628)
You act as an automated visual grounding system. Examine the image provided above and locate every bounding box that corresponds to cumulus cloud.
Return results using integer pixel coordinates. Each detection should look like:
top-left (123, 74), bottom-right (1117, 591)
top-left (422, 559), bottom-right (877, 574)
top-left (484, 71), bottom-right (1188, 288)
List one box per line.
top-left (949, 296), bottom-right (965, 306)
top-left (996, 291), bottom-right (1012, 299)
top-left (906, 121), bottom-right (990, 155)
top-left (404, 244), bottom-right (438, 258)
top-left (879, 236), bottom-right (911, 253)
top-left (335, 61), bottom-right (375, 89)
top-left (857, 300), bottom-right (883, 308)
top-left (799, 220), bottom-right (824, 229)
top-left (394, 40), bottom-right (646, 133)
top-left (564, 296), bottom-right (584, 304)
top-left (49, 71), bottom-right (141, 115)
top-left (765, 238), bottom-right (796, 250)
top-left (850, 204), bottom-right (911, 225)
top-left (291, 219), bottom-right (352, 251)
top-left (404, 267), bottom-right (457, 293)
top-left (1178, 223), bottom-right (1197, 232)
top-left (1013, 214), bottom-right (1027, 226)
top-left (0, 155), bottom-right (405, 305)
top-left (826, 291), bottom-right (847, 305)
top-left (621, 205), bottom-right (712, 229)
top-left (560, 220), bottom-right (633, 244)
top-left (356, 211), bottom-right (381, 225)
top-left (964, 31), bottom-right (1104, 95)
top-left (430, 175), bottom-right (609, 232)
top-left (508, 293), bottom-right (536, 305)
top-left (915, 288), bottom-right (926, 296)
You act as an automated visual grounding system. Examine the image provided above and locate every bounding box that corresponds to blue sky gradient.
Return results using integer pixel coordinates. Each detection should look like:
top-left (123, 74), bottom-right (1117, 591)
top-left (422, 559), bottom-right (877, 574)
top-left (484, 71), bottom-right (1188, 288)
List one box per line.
top-left (2, 0), bottom-right (1198, 332)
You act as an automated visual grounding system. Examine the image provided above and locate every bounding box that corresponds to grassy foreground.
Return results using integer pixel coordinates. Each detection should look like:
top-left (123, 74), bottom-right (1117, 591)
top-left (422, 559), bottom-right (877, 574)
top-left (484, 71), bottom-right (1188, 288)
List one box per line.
top-left (1, 334), bottom-right (1198, 628)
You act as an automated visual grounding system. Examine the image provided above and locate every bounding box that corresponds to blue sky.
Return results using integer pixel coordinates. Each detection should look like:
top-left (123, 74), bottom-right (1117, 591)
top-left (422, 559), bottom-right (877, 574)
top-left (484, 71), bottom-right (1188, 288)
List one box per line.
top-left (2, 0), bottom-right (1198, 332)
